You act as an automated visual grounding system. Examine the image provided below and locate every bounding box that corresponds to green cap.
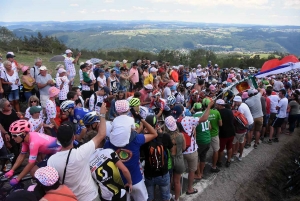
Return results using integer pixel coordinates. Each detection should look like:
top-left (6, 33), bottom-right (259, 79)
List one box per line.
top-left (202, 97), bottom-right (211, 107)
top-left (193, 103), bottom-right (202, 110)
top-left (29, 106), bottom-right (42, 115)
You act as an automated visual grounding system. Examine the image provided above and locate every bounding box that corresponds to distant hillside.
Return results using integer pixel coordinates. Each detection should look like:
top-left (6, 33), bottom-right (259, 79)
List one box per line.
top-left (4, 21), bottom-right (300, 55)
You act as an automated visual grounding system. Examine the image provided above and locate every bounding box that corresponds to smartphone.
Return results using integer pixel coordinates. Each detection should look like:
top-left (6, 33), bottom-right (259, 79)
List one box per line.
top-left (125, 186), bottom-right (130, 192)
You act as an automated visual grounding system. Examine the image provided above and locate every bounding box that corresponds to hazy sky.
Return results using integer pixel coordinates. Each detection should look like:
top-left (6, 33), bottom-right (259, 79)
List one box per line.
top-left (1, 0), bottom-right (300, 25)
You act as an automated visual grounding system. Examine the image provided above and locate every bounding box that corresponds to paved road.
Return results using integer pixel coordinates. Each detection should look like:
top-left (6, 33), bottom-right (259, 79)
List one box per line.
top-left (174, 130), bottom-right (299, 201)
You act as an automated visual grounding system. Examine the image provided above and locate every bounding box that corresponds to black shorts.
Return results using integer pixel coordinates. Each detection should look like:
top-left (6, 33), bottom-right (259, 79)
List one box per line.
top-left (197, 143), bottom-right (210, 162)
top-left (271, 117), bottom-right (285, 128)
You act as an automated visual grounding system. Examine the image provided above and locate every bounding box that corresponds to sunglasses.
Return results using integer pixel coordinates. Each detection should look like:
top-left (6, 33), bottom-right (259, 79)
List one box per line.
top-left (30, 100), bottom-right (37, 103)
top-left (12, 133), bottom-right (23, 138)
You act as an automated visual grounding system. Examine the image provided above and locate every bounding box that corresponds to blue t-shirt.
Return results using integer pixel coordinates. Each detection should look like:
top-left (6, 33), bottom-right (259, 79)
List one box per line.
top-left (104, 134), bottom-right (145, 185)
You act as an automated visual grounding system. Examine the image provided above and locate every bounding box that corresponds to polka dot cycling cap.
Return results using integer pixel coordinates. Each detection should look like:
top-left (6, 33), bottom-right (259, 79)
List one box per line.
top-left (34, 166), bottom-right (59, 186)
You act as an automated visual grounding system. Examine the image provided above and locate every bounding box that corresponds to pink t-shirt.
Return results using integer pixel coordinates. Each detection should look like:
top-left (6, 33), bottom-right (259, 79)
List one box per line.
top-left (129, 68), bottom-right (139, 84)
top-left (21, 132), bottom-right (61, 163)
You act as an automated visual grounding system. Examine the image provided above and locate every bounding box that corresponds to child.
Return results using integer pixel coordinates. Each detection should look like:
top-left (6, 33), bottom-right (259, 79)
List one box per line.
top-left (110, 100), bottom-right (136, 147)
top-left (80, 64), bottom-right (94, 91)
top-left (28, 106), bottom-right (53, 133)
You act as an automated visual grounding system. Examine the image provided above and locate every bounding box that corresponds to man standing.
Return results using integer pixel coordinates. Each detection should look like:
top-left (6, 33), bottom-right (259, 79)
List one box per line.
top-left (273, 76), bottom-right (284, 92)
top-left (216, 99), bottom-right (235, 168)
top-left (36, 66), bottom-right (55, 108)
top-left (268, 89), bottom-right (288, 143)
top-left (245, 89), bottom-right (264, 149)
top-left (64, 49), bottom-right (81, 90)
top-left (6, 52), bottom-right (20, 72)
top-left (113, 60), bottom-right (121, 78)
top-left (129, 63), bottom-right (139, 91)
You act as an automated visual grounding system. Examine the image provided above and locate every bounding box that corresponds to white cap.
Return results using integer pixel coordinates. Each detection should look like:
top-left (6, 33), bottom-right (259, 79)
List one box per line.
top-left (144, 84), bottom-right (153, 90)
top-left (115, 60), bottom-right (120, 64)
top-left (151, 61), bottom-right (155, 65)
top-left (65, 49), bottom-right (72, 54)
top-left (216, 99), bottom-right (225, 105)
top-left (215, 64), bottom-right (218, 67)
top-left (39, 66), bottom-right (48, 71)
top-left (85, 60), bottom-right (93, 65)
top-left (233, 96), bottom-right (242, 102)
top-left (150, 67), bottom-right (158, 73)
top-left (6, 52), bottom-right (15, 56)
top-left (197, 64), bottom-right (201, 67)
top-left (58, 68), bottom-right (66, 74)
top-left (186, 82), bottom-right (193, 88)
top-left (123, 59), bottom-right (128, 64)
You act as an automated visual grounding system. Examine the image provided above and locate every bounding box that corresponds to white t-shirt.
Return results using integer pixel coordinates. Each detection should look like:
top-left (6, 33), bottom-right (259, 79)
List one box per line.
top-left (89, 94), bottom-right (106, 113)
top-left (163, 87), bottom-right (171, 99)
top-left (48, 140), bottom-right (99, 201)
top-left (273, 80), bottom-right (284, 91)
top-left (238, 103), bottom-right (254, 125)
top-left (277, 97), bottom-right (288, 118)
top-left (97, 76), bottom-right (107, 88)
top-left (45, 100), bottom-right (56, 124)
top-left (196, 69), bottom-right (201, 77)
top-left (81, 71), bottom-right (96, 91)
top-left (56, 76), bottom-right (70, 100)
top-left (268, 95), bottom-right (280, 114)
top-left (190, 72), bottom-right (197, 84)
top-left (28, 118), bottom-right (44, 133)
top-left (0, 70), bottom-right (19, 90)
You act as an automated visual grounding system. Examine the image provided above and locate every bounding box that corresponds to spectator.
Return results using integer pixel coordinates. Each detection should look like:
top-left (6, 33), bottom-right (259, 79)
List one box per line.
top-left (89, 87), bottom-right (110, 113)
top-left (129, 63), bottom-right (139, 91)
top-left (45, 87), bottom-right (60, 136)
top-left (287, 93), bottom-right (300, 135)
top-left (21, 66), bottom-right (36, 102)
top-left (36, 66), bottom-right (55, 108)
top-left (56, 68), bottom-right (70, 104)
top-left (107, 69), bottom-right (119, 94)
top-left (64, 49), bottom-right (81, 89)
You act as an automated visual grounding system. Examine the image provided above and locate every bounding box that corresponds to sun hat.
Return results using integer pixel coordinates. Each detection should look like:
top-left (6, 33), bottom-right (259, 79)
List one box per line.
top-left (58, 68), bottom-right (66, 74)
top-left (216, 99), bottom-right (225, 105)
top-left (21, 66), bottom-right (29, 73)
top-left (65, 49), bottom-right (73, 54)
top-left (144, 84), bottom-right (153, 90)
top-left (29, 106), bottom-right (43, 115)
top-left (34, 166), bottom-right (59, 186)
top-left (233, 96), bottom-right (242, 102)
top-left (242, 91), bottom-right (249, 99)
top-left (165, 116), bottom-right (177, 131)
top-left (193, 102), bottom-right (202, 110)
top-left (171, 105), bottom-right (183, 119)
top-left (115, 100), bottom-right (129, 114)
top-left (48, 87), bottom-right (60, 97)
top-left (39, 66), bottom-right (47, 71)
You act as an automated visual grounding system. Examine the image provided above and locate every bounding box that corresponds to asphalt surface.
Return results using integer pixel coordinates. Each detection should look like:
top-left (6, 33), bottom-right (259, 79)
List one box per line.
top-left (174, 129), bottom-right (300, 201)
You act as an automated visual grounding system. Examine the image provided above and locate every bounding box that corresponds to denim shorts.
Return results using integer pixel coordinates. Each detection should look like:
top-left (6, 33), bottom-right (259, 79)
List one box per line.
top-left (8, 89), bottom-right (19, 101)
top-left (145, 173), bottom-right (170, 201)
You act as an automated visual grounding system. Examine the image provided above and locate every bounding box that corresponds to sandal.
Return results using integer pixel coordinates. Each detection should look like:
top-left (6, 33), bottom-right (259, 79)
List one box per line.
top-left (186, 188), bottom-right (198, 195)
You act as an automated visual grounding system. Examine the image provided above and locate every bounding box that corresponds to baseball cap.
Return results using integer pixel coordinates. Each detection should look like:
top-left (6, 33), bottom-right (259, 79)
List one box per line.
top-left (65, 49), bottom-right (73, 54)
top-left (39, 66), bottom-right (48, 71)
top-left (186, 82), bottom-right (193, 88)
top-left (193, 103), bottom-right (202, 110)
top-left (144, 84), bottom-right (153, 90)
top-left (171, 105), bottom-right (183, 119)
top-left (29, 106), bottom-right (43, 115)
top-left (233, 96), bottom-right (242, 102)
top-left (151, 61), bottom-right (155, 65)
top-left (57, 122), bottom-right (75, 147)
top-left (58, 68), bottom-right (66, 74)
top-left (202, 97), bottom-right (212, 107)
top-left (6, 52), bottom-right (15, 58)
top-left (216, 99), bottom-right (225, 105)
top-left (165, 116), bottom-right (177, 131)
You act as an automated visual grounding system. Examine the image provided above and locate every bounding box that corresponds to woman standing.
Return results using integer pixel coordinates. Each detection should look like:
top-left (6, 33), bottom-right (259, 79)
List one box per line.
top-left (97, 69), bottom-right (107, 89)
top-left (21, 66), bottom-right (36, 102)
top-left (0, 98), bottom-right (20, 165)
top-left (165, 116), bottom-right (186, 201)
top-left (287, 93), bottom-right (300, 135)
top-left (1, 61), bottom-right (20, 112)
top-left (119, 67), bottom-right (133, 92)
top-left (107, 69), bottom-right (119, 94)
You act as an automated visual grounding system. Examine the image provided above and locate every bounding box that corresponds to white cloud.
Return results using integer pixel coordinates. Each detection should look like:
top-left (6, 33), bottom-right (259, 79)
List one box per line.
top-left (175, 9), bottom-right (191, 13)
top-left (104, 0), bottom-right (114, 3)
top-left (159, 9), bottom-right (169, 13)
top-left (79, 9), bottom-right (87, 14)
top-left (97, 9), bottom-right (107, 13)
top-left (284, 0), bottom-right (300, 9)
top-left (133, 6), bottom-right (148, 10)
top-left (109, 9), bottom-right (126, 12)
top-left (70, 3), bottom-right (78, 7)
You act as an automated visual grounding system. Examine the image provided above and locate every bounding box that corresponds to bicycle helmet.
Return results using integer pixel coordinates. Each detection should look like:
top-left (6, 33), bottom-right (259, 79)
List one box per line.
top-left (60, 100), bottom-right (75, 112)
top-left (9, 120), bottom-right (31, 134)
top-left (82, 111), bottom-right (100, 125)
top-left (167, 95), bottom-right (176, 105)
top-left (129, 98), bottom-right (140, 107)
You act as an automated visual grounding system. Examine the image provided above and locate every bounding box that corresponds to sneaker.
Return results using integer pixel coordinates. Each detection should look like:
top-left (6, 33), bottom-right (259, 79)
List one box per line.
top-left (273, 138), bottom-right (279, 143)
top-left (216, 161), bottom-right (222, 167)
top-left (225, 160), bottom-right (231, 167)
top-left (267, 139), bottom-right (272, 144)
top-left (237, 156), bottom-right (242, 161)
top-left (211, 167), bottom-right (221, 173)
top-left (244, 143), bottom-right (251, 149)
top-left (254, 144), bottom-right (258, 149)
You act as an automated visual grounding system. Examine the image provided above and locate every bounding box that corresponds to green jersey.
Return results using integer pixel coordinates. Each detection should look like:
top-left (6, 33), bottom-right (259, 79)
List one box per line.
top-left (208, 109), bottom-right (222, 137)
top-left (194, 112), bottom-right (211, 144)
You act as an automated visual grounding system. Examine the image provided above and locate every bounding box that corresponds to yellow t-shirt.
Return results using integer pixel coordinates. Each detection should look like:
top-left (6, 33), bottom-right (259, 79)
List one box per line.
top-left (144, 74), bottom-right (153, 85)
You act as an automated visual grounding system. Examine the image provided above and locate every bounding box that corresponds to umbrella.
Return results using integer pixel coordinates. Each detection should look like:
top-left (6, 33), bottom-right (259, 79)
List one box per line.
top-left (255, 55), bottom-right (300, 78)
top-left (49, 55), bottom-right (66, 62)
top-left (90, 58), bottom-right (103, 64)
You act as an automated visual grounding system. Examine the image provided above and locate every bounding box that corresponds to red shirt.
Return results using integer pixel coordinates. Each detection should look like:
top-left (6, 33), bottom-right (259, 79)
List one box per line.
top-left (139, 88), bottom-right (149, 103)
top-left (170, 70), bottom-right (179, 82)
top-left (265, 96), bottom-right (271, 114)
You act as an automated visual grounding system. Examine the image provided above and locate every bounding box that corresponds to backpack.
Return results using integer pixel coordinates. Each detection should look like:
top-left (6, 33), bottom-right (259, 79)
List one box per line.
top-left (176, 117), bottom-right (192, 152)
top-left (148, 134), bottom-right (166, 174)
top-left (232, 110), bottom-right (249, 130)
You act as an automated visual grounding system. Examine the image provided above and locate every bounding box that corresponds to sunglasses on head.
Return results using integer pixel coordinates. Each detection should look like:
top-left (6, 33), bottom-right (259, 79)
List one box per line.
top-left (12, 133), bottom-right (23, 138)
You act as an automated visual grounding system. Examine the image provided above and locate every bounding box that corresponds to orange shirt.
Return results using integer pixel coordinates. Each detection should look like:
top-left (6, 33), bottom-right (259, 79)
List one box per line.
top-left (170, 71), bottom-right (179, 82)
top-left (42, 185), bottom-right (77, 201)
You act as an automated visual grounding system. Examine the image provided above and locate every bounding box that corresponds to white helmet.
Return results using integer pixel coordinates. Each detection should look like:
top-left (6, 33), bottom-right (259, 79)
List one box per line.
top-left (60, 100), bottom-right (75, 112)
top-left (167, 95), bottom-right (176, 105)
